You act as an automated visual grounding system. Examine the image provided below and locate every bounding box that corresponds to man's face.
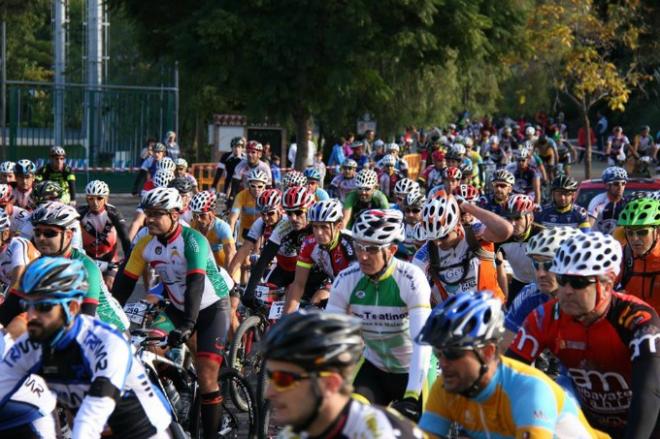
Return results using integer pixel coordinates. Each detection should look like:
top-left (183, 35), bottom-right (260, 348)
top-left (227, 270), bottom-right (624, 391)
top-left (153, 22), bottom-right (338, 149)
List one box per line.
top-left (144, 209), bottom-right (176, 236)
top-left (404, 206), bottom-right (422, 224)
top-left (517, 158), bottom-right (529, 170)
top-left (247, 149), bottom-right (261, 165)
top-left (153, 150), bottom-right (165, 161)
top-left (508, 214), bottom-right (531, 237)
top-left (436, 347), bottom-right (487, 394)
top-left (262, 209), bottom-right (281, 227)
top-left (16, 174), bottom-right (34, 191)
top-left (625, 227), bottom-right (656, 257)
top-left (312, 223), bottom-right (335, 246)
top-left (352, 146), bottom-right (363, 157)
top-left (434, 158), bottom-right (446, 170)
top-left (26, 301), bottom-right (68, 342)
top-left (447, 159), bottom-right (461, 168)
top-left (552, 190), bottom-right (574, 209)
top-left (193, 211), bottom-right (215, 232)
top-left (265, 360), bottom-right (319, 427)
top-left (286, 209), bottom-right (308, 230)
top-left (354, 240), bottom-right (392, 275)
top-left (342, 167), bottom-right (356, 178)
top-left (248, 181), bottom-right (266, 199)
top-left (607, 181), bottom-right (625, 198)
top-left (0, 173), bottom-right (14, 184)
top-left (532, 256), bottom-right (558, 295)
top-left (33, 225), bottom-right (70, 255)
top-left (557, 275), bottom-right (598, 316)
top-left (86, 195), bottom-right (107, 213)
top-left (175, 166), bottom-right (186, 177)
top-left (50, 155), bottom-right (65, 171)
top-left (357, 187), bottom-right (374, 203)
top-left (306, 181), bottom-right (319, 193)
top-left (444, 178), bottom-right (459, 193)
top-left (180, 192), bottom-right (192, 210)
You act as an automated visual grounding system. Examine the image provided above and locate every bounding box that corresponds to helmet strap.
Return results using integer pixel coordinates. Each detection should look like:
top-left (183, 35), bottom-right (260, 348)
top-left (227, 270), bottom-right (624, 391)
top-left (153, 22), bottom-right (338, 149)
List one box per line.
top-left (460, 348), bottom-right (490, 398)
top-left (56, 228), bottom-right (72, 256)
top-left (292, 373), bottom-right (324, 433)
top-left (368, 249), bottom-right (395, 282)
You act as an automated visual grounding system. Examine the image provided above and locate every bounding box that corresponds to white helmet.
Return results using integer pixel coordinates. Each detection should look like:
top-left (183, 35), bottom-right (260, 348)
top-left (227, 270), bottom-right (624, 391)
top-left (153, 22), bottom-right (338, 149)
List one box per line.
top-left (512, 146), bottom-right (530, 160)
top-left (393, 178), bottom-right (419, 197)
top-left (156, 157), bottom-right (176, 173)
top-left (464, 137), bottom-right (474, 147)
top-left (423, 195), bottom-right (460, 240)
top-left (387, 143), bottom-right (400, 153)
top-left (380, 154), bottom-right (396, 167)
top-left (355, 169), bottom-right (377, 189)
top-left (451, 144), bottom-right (467, 156)
top-left (0, 208), bottom-right (9, 231)
top-left (526, 227), bottom-right (581, 259)
top-left (85, 180), bottom-right (109, 197)
top-left (551, 232), bottom-right (622, 277)
top-left (50, 146), bottom-right (66, 157)
top-left (153, 170), bottom-right (175, 188)
top-left (0, 161), bottom-right (15, 174)
top-left (247, 168), bottom-right (269, 184)
top-left (31, 201), bottom-right (79, 229)
top-left (373, 139), bottom-right (385, 148)
top-left (282, 170), bottom-right (307, 188)
top-left (175, 158), bottom-right (188, 169)
top-left (412, 222), bottom-right (427, 242)
top-left (352, 209), bottom-right (405, 244)
top-left (525, 126), bottom-right (536, 137)
top-left (140, 187), bottom-right (182, 211)
top-left (307, 199), bottom-right (343, 223)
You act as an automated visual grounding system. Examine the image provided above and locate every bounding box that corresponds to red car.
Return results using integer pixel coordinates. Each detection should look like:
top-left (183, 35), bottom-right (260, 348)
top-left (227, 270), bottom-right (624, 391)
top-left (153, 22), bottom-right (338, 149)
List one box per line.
top-left (575, 177), bottom-right (660, 208)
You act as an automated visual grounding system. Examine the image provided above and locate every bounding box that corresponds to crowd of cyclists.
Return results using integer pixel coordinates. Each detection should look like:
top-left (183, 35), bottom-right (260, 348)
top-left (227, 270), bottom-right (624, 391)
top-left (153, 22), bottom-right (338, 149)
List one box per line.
top-left (0, 114), bottom-right (656, 438)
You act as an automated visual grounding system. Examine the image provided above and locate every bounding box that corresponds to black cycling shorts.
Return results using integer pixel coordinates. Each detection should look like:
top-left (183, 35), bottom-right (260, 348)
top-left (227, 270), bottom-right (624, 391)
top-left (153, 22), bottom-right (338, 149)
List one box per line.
top-left (353, 358), bottom-right (408, 406)
top-left (264, 266), bottom-right (330, 299)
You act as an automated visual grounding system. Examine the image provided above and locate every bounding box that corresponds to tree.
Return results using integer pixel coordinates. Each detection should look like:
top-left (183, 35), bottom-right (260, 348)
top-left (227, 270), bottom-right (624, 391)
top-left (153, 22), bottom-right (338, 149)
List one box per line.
top-left (117, 0), bottom-right (529, 169)
top-left (522, 0), bottom-right (648, 178)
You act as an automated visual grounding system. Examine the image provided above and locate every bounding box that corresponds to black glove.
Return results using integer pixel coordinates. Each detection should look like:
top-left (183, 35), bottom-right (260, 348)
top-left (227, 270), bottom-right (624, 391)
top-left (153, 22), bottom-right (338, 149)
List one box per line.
top-left (241, 290), bottom-right (259, 310)
top-left (390, 397), bottom-right (420, 421)
top-left (167, 326), bottom-right (193, 347)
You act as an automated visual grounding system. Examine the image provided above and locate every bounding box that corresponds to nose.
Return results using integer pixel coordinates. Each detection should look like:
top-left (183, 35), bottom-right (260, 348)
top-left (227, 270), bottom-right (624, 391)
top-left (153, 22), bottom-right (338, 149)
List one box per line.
top-left (264, 381), bottom-right (278, 400)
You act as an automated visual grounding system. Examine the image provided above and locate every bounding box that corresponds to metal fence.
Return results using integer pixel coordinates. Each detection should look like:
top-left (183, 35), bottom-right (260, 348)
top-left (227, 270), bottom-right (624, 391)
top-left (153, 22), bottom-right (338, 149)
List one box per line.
top-left (5, 81), bottom-right (177, 167)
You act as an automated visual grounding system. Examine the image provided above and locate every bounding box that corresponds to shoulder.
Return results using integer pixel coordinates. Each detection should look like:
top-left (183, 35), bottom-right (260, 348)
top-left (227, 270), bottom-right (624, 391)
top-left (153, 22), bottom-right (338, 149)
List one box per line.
top-left (334, 262), bottom-right (363, 284)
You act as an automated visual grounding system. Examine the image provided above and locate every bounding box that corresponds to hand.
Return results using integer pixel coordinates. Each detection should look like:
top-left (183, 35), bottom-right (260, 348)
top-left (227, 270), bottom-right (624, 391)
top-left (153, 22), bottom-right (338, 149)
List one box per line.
top-left (390, 397), bottom-right (420, 421)
top-left (69, 200), bottom-right (77, 207)
top-left (167, 326), bottom-right (193, 347)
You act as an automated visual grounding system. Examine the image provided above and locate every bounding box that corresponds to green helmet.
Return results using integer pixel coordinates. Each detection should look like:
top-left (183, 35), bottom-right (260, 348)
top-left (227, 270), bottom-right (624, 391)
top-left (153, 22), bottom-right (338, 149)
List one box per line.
top-left (618, 198), bottom-right (660, 227)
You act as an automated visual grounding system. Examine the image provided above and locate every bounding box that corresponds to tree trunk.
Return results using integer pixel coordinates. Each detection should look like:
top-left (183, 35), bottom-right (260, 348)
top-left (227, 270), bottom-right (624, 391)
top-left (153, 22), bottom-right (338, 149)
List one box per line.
top-left (583, 107), bottom-right (592, 180)
top-left (293, 108), bottom-right (310, 171)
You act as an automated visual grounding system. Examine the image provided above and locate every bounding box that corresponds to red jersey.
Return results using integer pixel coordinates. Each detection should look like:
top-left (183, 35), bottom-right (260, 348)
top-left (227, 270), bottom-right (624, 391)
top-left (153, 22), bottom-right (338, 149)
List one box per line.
top-left (508, 292), bottom-right (660, 435)
top-left (297, 233), bottom-right (355, 279)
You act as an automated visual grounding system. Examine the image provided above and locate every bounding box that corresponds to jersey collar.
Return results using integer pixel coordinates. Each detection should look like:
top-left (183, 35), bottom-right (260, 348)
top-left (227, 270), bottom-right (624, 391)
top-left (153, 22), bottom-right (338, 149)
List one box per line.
top-left (473, 360), bottom-right (501, 403)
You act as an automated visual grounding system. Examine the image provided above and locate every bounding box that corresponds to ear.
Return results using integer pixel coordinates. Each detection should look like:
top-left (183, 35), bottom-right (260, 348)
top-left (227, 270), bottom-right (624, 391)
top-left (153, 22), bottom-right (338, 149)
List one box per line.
top-left (68, 300), bottom-right (81, 318)
top-left (320, 372), bottom-right (343, 395)
top-left (482, 344), bottom-right (498, 363)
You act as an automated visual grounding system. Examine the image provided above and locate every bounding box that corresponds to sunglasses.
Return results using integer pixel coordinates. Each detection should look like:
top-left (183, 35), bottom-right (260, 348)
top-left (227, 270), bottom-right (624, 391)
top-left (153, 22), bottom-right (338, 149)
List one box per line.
top-left (556, 275), bottom-right (596, 289)
top-left (144, 210), bottom-right (168, 218)
top-left (286, 209), bottom-right (306, 218)
top-left (609, 182), bottom-right (626, 187)
top-left (192, 212), bottom-right (212, 219)
top-left (249, 184), bottom-right (266, 190)
top-left (354, 242), bottom-right (388, 254)
top-left (433, 347), bottom-right (470, 361)
top-left (493, 183), bottom-right (510, 189)
top-left (267, 370), bottom-right (333, 392)
top-left (262, 210), bottom-right (278, 217)
top-left (357, 187), bottom-right (372, 193)
top-left (625, 228), bottom-right (653, 239)
top-left (531, 260), bottom-right (553, 272)
top-left (34, 229), bottom-right (61, 238)
top-left (20, 300), bottom-right (58, 313)
top-left (405, 208), bottom-right (421, 214)
top-left (87, 196), bottom-right (105, 201)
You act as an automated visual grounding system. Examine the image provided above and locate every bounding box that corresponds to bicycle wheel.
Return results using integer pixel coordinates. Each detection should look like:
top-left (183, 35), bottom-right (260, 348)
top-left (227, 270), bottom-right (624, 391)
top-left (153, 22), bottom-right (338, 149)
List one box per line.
top-left (219, 368), bottom-right (258, 438)
top-left (228, 315), bottom-right (264, 411)
top-left (256, 363), bottom-right (275, 439)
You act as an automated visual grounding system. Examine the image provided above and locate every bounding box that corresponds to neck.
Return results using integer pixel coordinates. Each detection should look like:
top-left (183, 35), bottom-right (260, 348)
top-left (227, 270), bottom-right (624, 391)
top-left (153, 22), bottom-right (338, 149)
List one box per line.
top-left (306, 395), bottom-right (351, 437)
top-left (576, 294), bottom-right (611, 326)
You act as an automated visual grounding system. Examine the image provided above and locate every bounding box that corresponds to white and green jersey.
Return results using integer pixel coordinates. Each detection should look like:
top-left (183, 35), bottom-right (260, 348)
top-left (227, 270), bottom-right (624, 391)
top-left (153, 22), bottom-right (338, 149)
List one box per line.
top-left (327, 258), bottom-right (432, 395)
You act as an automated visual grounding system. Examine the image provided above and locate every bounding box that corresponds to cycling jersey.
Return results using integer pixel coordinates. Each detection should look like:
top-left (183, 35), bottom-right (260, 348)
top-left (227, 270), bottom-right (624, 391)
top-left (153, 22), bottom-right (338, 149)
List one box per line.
top-left (4, 205), bottom-right (30, 236)
top-left (216, 151), bottom-right (245, 191)
top-left (343, 190), bottom-right (389, 227)
top-left (312, 187), bottom-right (330, 201)
top-left (396, 223), bottom-right (419, 261)
top-left (504, 283), bottom-right (549, 333)
top-left (326, 259), bottom-right (432, 396)
top-left (498, 224), bottom-right (544, 284)
top-left (508, 293), bottom-right (660, 436)
top-left (535, 203), bottom-right (591, 231)
top-left (193, 217), bottom-right (234, 267)
top-left (278, 397), bottom-right (424, 439)
top-left (10, 188), bottom-right (31, 210)
top-left (269, 219), bottom-right (312, 272)
top-left (618, 242), bottom-right (660, 314)
top-left (329, 175), bottom-right (356, 201)
top-left (139, 155), bottom-right (159, 177)
top-left (231, 188), bottom-right (259, 239)
top-left (244, 216), bottom-right (281, 245)
top-left (588, 193), bottom-right (628, 235)
top-left (607, 135), bottom-right (630, 158)
top-left (124, 225), bottom-right (229, 311)
top-left (0, 237), bottom-right (39, 288)
top-left (507, 165), bottom-right (541, 198)
top-left (232, 159), bottom-right (272, 188)
top-left (394, 157), bottom-right (409, 176)
top-left (78, 204), bottom-right (131, 261)
top-left (420, 166), bottom-right (444, 191)
top-left (378, 171), bottom-right (401, 199)
top-left (0, 315), bottom-right (172, 438)
top-left (297, 232), bottom-right (355, 279)
top-left (420, 356), bottom-right (601, 439)
top-left (34, 164), bottom-right (76, 204)
top-left (477, 194), bottom-right (507, 216)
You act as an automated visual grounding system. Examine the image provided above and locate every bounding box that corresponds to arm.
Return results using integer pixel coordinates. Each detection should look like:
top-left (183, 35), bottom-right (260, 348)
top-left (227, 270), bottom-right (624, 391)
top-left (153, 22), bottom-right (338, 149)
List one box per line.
top-left (244, 240), bottom-right (279, 298)
top-left (127, 211), bottom-right (146, 241)
top-left (228, 210), bottom-right (240, 236)
top-left (108, 207), bottom-right (132, 256)
top-left (624, 356), bottom-right (660, 439)
top-left (211, 166), bottom-right (224, 190)
top-left (405, 305), bottom-right (432, 398)
top-left (533, 177), bottom-right (541, 204)
top-left (131, 169), bottom-right (148, 195)
top-left (80, 259), bottom-right (103, 316)
top-left (110, 237), bottom-right (147, 305)
top-left (228, 241), bottom-right (253, 283)
top-left (181, 231), bottom-right (215, 327)
top-left (283, 264), bottom-right (311, 315)
top-left (222, 240), bottom-right (236, 270)
top-left (461, 202), bottom-right (513, 243)
top-left (341, 208), bottom-right (352, 229)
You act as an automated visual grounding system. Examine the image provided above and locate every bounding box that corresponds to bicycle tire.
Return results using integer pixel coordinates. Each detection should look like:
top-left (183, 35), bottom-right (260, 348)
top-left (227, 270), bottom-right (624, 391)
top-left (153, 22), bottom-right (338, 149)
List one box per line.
top-left (228, 315), bottom-right (264, 412)
top-left (219, 368), bottom-right (258, 438)
top-left (256, 363), bottom-right (274, 439)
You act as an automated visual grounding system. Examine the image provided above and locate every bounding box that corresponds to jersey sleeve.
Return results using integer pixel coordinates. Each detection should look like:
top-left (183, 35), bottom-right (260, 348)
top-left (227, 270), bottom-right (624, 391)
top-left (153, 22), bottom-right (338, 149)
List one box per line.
top-left (66, 167), bottom-right (76, 182)
top-left (80, 255), bottom-right (103, 305)
top-left (374, 190), bottom-right (390, 209)
top-left (231, 190), bottom-right (246, 214)
top-left (418, 379), bottom-right (453, 437)
top-left (504, 284), bottom-right (545, 333)
top-left (245, 218), bottom-right (265, 243)
top-left (183, 228), bottom-right (211, 275)
top-left (123, 235), bottom-right (150, 279)
top-left (232, 161), bottom-right (245, 181)
top-left (268, 219), bottom-right (292, 246)
top-left (343, 191), bottom-right (357, 210)
top-left (215, 219), bottom-right (234, 244)
top-left (411, 244), bottom-right (430, 275)
top-left (510, 378), bottom-right (558, 437)
top-left (325, 266), bottom-right (355, 313)
top-left (9, 239), bottom-right (32, 269)
top-left (297, 237), bottom-right (316, 269)
top-left (508, 303), bottom-right (551, 362)
top-left (0, 334), bottom-right (40, 408)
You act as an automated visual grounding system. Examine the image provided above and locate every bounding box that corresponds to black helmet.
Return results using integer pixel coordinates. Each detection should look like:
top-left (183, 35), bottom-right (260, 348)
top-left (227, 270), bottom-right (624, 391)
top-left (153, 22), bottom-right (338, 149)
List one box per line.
top-left (260, 310), bottom-right (363, 371)
top-left (551, 175), bottom-right (578, 192)
top-left (169, 176), bottom-right (195, 194)
top-left (230, 136), bottom-right (245, 148)
top-left (31, 180), bottom-right (63, 205)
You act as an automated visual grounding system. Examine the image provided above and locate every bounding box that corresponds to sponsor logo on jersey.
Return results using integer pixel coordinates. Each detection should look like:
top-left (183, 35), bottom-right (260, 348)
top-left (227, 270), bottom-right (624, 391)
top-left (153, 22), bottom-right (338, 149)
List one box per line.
top-left (155, 246), bottom-right (162, 255)
top-left (629, 332), bottom-right (660, 361)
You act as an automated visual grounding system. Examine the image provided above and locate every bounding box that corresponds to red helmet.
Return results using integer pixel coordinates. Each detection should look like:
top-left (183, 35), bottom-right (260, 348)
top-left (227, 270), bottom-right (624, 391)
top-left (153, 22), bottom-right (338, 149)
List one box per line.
top-left (505, 194), bottom-right (536, 218)
top-left (432, 150), bottom-right (445, 162)
top-left (453, 184), bottom-right (480, 203)
top-left (257, 189), bottom-right (282, 212)
top-left (443, 166), bottom-right (462, 180)
top-left (246, 140), bottom-right (263, 153)
top-left (282, 186), bottom-right (315, 210)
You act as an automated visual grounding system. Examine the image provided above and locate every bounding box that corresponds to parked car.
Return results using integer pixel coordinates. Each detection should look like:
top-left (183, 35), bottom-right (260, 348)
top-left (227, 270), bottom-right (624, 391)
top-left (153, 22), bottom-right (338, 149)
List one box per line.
top-left (575, 177), bottom-right (660, 208)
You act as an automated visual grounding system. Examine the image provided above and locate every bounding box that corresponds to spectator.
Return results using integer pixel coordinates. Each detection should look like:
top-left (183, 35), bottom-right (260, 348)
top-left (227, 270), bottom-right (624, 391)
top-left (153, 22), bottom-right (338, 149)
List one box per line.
top-left (288, 129), bottom-right (317, 168)
top-left (327, 137), bottom-right (346, 175)
top-left (342, 132), bottom-right (355, 157)
top-left (596, 111), bottom-right (608, 152)
top-left (577, 124), bottom-right (596, 163)
top-left (271, 155), bottom-right (282, 187)
top-left (164, 130), bottom-right (180, 160)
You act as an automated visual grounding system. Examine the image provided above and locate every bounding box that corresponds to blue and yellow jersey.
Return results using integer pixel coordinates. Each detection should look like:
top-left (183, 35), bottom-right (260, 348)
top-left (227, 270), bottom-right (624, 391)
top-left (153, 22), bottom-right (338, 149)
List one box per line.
top-left (200, 217), bottom-right (234, 267)
top-left (419, 356), bottom-right (605, 439)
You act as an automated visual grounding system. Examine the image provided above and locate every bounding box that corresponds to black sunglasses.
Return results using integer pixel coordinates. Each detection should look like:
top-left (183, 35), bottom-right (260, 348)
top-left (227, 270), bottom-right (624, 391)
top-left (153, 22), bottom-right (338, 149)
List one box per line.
top-left (556, 275), bottom-right (596, 289)
top-left (531, 260), bottom-right (553, 272)
top-left (20, 300), bottom-right (57, 313)
top-left (433, 347), bottom-right (470, 361)
top-left (405, 208), bottom-right (421, 214)
top-left (625, 228), bottom-right (653, 239)
top-left (34, 229), bottom-right (61, 238)
top-left (286, 209), bottom-right (306, 217)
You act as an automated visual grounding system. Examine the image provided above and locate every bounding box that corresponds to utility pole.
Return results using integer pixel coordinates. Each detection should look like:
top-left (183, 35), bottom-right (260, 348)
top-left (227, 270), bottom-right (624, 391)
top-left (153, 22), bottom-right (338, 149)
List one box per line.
top-left (84, 0), bottom-right (103, 170)
top-left (53, 0), bottom-right (66, 147)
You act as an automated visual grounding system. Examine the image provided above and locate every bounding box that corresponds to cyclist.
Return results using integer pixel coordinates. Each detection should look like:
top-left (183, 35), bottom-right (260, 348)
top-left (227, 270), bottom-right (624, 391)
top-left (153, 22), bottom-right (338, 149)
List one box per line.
top-left (189, 191), bottom-right (235, 269)
top-left (211, 136), bottom-right (245, 196)
top-left (169, 176), bottom-right (196, 222)
top-left (413, 194), bottom-right (511, 303)
top-left (0, 257), bottom-right (172, 438)
top-left (508, 146), bottom-right (542, 202)
top-left (174, 158), bottom-right (198, 192)
top-left (260, 310), bottom-right (423, 438)
top-left (242, 186), bottom-right (318, 307)
top-left (501, 226), bottom-right (581, 348)
top-left (11, 160), bottom-right (36, 210)
top-left (0, 209), bottom-right (39, 295)
top-left (417, 291), bottom-right (603, 439)
top-left (35, 146), bottom-right (76, 205)
top-left (0, 161), bottom-right (14, 184)
top-left (127, 169), bottom-right (176, 240)
top-left (588, 166), bottom-right (629, 235)
top-left (631, 125), bottom-right (657, 161)
top-left (616, 197), bottom-right (660, 313)
top-left (433, 166), bottom-right (462, 195)
top-left (304, 167), bottom-right (329, 201)
top-left (605, 125), bottom-right (630, 166)
top-left (419, 150), bottom-right (446, 193)
top-left (341, 169), bottom-right (389, 228)
top-left (386, 142), bottom-right (409, 177)
top-left (228, 167), bottom-right (268, 246)
top-left (507, 232), bottom-right (660, 438)
top-left (283, 199), bottom-right (354, 314)
top-left (377, 154), bottom-right (402, 199)
top-left (326, 209), bottom-right (431, 420)
top-left (77, 180), bottom-right (132, 289)
top-left (453, 184), bottom-right (480, 226)
top-left (133, 142), bottom-right (167, 195)
top-left (112, 187), bottom-right (231, 439)
top-left (348, 141), bottom-right (370, 170)
top-left (329, 158), bottom-right (357, 201)
top-left (231, 140), bottom-right (272, 196)
top-left (536, 175), bottom-right (591, 231)
top-left (397, 191), bottom-right (425, 261)
top-left (391, 178), bottom-right (420, 210)
top-left (0, 184), bottom-right (30, 236)
top-left (478, 168), bottom-right (514, 216)
top-left (534, 134), bottom-right (559, 181)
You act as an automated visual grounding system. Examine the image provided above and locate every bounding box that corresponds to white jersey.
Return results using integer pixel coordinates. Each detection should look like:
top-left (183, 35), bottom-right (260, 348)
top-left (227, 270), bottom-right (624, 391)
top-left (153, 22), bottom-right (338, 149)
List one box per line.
top-left (0, 237), bottom-right (39, 287)
top-left (8, 206), bottom-right (30, 237)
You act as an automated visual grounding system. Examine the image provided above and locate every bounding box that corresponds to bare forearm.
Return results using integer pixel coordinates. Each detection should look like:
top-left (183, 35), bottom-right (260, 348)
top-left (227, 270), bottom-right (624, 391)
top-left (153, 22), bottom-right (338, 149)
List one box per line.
top-left (462, 203), bottom-right (512, 242)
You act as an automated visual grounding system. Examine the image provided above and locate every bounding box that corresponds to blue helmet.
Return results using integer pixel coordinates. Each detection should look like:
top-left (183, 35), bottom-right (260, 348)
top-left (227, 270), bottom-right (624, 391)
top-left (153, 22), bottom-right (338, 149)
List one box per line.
top-left (416, 291), bottom-right (505, 349)
top-left (21, 257), bottom-right (87, 303)
top-left (304, 167), bottom-right (321, 181)
top-left (602, 166), bottom-right (628, 184)
top-left (15, 159), bottom-right (36, 176)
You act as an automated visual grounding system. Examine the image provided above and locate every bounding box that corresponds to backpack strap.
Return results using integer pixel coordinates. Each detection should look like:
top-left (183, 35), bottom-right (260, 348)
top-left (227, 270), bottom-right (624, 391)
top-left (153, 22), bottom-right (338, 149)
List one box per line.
top-left (428, 243), bottom-right (450, 302)
top-left (465, 224), bottom-right (494, 261)
top-left (619, 244), bottom-right (635, 289)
